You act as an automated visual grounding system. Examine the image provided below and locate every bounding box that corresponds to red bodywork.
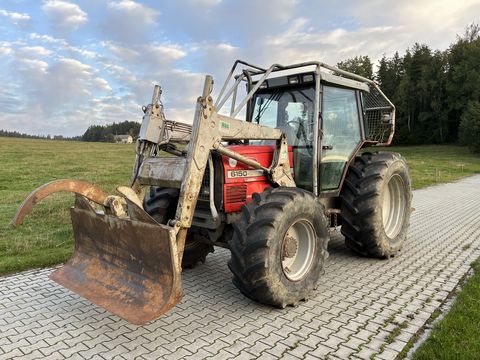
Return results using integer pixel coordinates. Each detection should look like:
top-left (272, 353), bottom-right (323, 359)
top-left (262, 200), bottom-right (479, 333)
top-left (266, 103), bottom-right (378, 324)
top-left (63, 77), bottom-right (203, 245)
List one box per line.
top-left (221, 145), bottom-right (294, 213)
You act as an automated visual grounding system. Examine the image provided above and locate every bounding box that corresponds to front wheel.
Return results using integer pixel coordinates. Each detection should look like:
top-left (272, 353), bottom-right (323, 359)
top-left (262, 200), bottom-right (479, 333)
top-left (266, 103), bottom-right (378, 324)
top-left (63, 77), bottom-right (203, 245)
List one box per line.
top-left (143, 187), bottom-right (214, 268)
top-left (228, 187), bottom-right (329, 308)
top-left (341, 152), bottom-right (412, 258)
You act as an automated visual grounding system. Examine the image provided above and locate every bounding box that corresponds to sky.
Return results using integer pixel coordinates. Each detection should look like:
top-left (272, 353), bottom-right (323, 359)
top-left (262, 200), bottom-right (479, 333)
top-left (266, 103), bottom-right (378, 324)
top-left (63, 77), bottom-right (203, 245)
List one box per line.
top-left (0, 0), bottom-right (478, 137)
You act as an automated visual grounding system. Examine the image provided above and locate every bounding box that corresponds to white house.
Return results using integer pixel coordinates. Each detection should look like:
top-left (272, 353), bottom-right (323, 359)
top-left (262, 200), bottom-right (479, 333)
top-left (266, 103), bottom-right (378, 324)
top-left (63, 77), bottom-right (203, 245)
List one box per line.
top-left (115, 135), bottom-right (133, 144)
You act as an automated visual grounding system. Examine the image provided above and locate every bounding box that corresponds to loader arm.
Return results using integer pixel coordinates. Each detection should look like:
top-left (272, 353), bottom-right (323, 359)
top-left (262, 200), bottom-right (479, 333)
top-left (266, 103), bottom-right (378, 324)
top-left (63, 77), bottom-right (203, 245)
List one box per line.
top-left (173, 76), bottom-right (295, 231)
top-left (130, 76), bottom-right (296, 268)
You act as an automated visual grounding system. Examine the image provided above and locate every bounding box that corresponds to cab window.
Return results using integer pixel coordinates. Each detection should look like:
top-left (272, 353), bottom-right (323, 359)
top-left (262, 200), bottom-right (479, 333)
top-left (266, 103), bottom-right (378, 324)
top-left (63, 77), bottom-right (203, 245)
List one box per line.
top-left (320, 85), bottom-right (362, 191)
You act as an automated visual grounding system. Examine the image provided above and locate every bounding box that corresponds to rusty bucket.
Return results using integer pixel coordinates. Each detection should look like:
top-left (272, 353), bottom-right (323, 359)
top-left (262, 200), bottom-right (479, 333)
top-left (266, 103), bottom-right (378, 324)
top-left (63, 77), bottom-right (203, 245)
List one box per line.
top-left (12, 180), bottom-right (183, 325)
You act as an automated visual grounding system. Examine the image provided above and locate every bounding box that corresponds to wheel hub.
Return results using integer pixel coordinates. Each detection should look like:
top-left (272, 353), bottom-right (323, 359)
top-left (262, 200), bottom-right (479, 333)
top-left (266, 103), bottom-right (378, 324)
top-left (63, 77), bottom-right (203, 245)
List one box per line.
top-left (282, 234), bottom-right (298, 260)
top-left (281, 219), bottom-right (316, 281)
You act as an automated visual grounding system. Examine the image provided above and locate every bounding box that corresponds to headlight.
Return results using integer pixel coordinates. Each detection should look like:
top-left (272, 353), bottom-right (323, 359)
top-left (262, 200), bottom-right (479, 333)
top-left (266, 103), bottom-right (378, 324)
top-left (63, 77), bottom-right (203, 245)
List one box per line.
top-left (288, 76), bottom-right (299, 84)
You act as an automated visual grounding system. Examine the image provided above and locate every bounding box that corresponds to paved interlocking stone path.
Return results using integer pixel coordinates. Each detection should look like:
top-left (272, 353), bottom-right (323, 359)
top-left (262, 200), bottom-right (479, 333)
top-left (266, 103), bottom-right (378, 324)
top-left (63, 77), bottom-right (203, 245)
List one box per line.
top-left (1, 175), bottom-right (480, 360)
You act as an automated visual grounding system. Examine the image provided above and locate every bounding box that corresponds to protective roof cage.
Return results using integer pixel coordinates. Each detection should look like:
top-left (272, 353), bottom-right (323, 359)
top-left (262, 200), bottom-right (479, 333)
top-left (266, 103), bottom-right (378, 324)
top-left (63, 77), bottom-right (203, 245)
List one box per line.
top-left (362, 88), bottom-right (395, 146)
top-left (215, 60), bottom-right (395, 146)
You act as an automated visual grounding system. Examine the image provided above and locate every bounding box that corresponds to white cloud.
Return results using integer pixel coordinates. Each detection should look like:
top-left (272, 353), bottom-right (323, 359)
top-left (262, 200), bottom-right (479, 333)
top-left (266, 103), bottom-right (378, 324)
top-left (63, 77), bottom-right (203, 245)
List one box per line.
top-left (29, 32), bottom-right (98, 60)
top-left (348, 0), bottom-right (480, 54)
top-left (103, 42), bottom-right (140, 62)
top-left (17, 46), bottom-right (53, 57)
top-left (0, 85), bottom-right (23, 114)
top-left (68, 46), bottom-right (97, 59)
top-left (142, 44), bottom-right (186, 61)
top-left (0, 46), bottom-right (12, 55)
top-left (102, 1), bottom-right (160, 43)
top-left (189, 0), bottom-right (223, 6)
top-left (17, 58), bottom-right (49, 74)
top-left (4, 55), bottom-right (114, 134)
top-left (55, 57), bottom-right (93, 77)
top-left (29, 32), bottom-right (68, 46)
top-left (42, 0), bottom-right (88, 32)
top-left (190, 42), bottom-right (238, 53)
top-left (107, 0), bottom-right (159, 25)
top-left (0, 9), bottom-right (30, 23)
top-left (93, 77), bottom-right (112, 92)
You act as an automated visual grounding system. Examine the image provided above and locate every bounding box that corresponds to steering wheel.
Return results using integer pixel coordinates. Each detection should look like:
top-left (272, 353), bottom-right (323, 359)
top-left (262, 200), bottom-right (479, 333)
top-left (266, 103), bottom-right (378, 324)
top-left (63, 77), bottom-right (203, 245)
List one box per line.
top-left (285, 117), bottom-right (313, 156)
top-left (286, 117), bottom-right (305, 140)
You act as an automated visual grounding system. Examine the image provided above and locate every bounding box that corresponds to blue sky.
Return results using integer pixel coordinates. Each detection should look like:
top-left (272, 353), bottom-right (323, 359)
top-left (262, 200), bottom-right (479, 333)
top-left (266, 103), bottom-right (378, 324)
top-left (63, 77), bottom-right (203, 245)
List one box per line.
top-left (0, 0), bottom-right (478, 136)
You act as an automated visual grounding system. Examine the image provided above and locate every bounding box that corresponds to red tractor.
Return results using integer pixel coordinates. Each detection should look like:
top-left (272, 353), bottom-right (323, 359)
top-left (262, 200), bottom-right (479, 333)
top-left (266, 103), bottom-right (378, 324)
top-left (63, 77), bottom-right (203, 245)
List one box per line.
top-left (13, 60), bottom-right (411, 324)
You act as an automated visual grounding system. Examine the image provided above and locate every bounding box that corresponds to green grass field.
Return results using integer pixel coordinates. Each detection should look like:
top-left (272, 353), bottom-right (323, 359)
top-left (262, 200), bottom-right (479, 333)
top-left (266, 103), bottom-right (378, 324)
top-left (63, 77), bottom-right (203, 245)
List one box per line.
top-left (376, 145), bottom-right (480, 189)
top-left (0, 137), bottom-right (135, 274)
top-left (1, 138), bottom-right (480, 274)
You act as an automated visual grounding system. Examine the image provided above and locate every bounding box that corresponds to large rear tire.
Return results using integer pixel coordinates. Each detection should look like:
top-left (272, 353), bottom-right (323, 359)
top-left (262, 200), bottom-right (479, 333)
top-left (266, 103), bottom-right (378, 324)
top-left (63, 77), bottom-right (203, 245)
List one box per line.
top-left (143, 187), bottom-right (214, 268)
top-left (341, 152), bottom-right (412, 258)
top-left (228, 187), bottom-right (329, 308)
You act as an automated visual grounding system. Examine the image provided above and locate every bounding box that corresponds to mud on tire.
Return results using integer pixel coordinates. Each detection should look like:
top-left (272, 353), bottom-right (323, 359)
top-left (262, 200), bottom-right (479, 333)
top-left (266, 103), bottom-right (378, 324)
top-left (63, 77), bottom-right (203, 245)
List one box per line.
top-left (143, 187), bottom-right (214, 268)
top-left (341, 152), bottom-right (412, 258)
top-left (228, 187), bottom-right (329, 308)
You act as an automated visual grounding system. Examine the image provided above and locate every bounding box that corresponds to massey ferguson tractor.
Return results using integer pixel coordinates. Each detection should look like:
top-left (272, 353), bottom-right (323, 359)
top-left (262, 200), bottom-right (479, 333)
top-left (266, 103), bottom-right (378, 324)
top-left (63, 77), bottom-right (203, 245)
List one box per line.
top-left (12, 60), bottom-right (411, 324)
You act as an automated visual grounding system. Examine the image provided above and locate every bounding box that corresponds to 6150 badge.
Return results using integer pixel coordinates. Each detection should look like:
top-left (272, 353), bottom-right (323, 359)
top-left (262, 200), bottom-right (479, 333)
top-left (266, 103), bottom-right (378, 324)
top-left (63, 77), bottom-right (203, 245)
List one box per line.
top-left (227, 169), bottom-right (264, 178)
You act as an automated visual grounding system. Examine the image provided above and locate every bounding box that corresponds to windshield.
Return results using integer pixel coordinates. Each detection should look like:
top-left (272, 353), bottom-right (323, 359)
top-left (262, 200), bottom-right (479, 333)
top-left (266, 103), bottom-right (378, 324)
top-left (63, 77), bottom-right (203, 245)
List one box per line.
top-left (251, 86), bottom-right (315, 147)
top-left (251, 86), bottom-right (315, 191)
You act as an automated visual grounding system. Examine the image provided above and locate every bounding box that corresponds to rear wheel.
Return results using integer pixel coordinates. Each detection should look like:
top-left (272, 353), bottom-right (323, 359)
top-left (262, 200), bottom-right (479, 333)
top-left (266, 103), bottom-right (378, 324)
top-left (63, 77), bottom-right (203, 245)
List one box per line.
top-left (143, 187), bottom-right (214, 268)
top-left (228, 187), bottom-right (329, 308)
top-left (341, 152), bottom-right (412, 258)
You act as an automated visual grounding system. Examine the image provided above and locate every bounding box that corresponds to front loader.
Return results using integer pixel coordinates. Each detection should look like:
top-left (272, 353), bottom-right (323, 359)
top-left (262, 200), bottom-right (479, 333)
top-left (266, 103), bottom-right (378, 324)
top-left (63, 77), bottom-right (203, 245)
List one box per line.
top-left (12, 60), bottom-right (412, 324)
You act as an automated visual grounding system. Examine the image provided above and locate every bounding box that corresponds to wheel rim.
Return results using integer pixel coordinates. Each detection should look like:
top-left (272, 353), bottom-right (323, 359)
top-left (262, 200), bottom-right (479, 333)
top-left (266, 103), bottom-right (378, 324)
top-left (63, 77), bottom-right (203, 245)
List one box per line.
top-left (382, 174), bottom-right (406, 239)
top-left (281, 219), bottom-right (316, 281)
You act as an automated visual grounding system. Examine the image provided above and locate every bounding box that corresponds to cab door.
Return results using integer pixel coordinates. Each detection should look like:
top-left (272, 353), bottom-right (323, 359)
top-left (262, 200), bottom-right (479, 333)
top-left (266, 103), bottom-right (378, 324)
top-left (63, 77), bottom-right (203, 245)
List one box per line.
top-left (319, 85), bottom-right (363, 192)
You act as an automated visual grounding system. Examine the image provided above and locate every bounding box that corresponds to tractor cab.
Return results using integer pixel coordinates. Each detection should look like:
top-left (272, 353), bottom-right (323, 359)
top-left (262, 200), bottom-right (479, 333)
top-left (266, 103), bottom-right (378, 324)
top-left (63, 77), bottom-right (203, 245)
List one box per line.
top-left (245, 66), bottom-right (391, 196)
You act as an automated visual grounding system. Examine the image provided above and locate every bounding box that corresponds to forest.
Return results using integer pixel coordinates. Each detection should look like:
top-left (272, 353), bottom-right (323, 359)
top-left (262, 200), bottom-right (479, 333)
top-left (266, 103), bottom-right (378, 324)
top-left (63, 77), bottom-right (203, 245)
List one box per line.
top-left (337, 24), bottom-right (480, 151)
top-left (81, 121), bottom-right (141, 142)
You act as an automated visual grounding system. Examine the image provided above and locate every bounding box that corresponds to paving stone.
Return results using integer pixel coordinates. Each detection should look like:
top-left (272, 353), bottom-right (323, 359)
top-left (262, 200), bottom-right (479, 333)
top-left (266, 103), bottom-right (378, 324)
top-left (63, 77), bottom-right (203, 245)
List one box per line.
top-left (305, 343), bottom-right (335, 358)
top-left (377, 347), bottom-right (400, 360)
top-left (162, 347), bottom-right (193, 360)
top-left (332, 344), bottom-right (357, 359)
top-left (0, 175), bottom-right (479, 359)
top-left (355, 346), bottom-right (377, 359)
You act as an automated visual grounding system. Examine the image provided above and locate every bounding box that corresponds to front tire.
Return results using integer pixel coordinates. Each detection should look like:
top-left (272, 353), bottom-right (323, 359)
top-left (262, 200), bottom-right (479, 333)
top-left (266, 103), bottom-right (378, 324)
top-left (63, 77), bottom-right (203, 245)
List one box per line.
top-left (143, 187), bottom-right (214, 268)
top-left (341, 152), bottom-right (412, 258)
top-left (228, 187), bottom-right (329, 308)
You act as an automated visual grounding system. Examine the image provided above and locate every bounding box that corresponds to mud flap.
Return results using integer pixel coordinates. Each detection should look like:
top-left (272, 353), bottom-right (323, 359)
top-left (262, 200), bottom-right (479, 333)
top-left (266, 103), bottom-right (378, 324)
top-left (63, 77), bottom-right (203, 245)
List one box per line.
top-left (50, 196), bottom-right (183, 325)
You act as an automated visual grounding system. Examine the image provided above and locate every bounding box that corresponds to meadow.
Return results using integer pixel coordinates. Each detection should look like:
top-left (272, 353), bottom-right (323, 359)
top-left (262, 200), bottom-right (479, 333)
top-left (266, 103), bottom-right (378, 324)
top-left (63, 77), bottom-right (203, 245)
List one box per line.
top-left (0, 137), bottom-right (135, 274)
top-left (1, 137), bottom-right (480, 274)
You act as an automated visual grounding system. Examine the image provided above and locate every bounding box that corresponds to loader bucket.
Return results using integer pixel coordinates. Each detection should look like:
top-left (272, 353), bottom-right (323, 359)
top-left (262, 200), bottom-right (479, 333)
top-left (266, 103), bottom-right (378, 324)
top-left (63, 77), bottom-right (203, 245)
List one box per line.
top-left (12, 180), bottom-right (183, 325)
top-left (51, 196), bottom-right (182, 324)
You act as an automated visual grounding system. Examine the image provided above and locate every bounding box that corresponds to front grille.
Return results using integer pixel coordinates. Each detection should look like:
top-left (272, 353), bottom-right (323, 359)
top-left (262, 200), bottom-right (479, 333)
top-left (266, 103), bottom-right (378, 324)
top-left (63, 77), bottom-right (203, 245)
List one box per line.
top-left (226, 184), bottom-right (247, 203)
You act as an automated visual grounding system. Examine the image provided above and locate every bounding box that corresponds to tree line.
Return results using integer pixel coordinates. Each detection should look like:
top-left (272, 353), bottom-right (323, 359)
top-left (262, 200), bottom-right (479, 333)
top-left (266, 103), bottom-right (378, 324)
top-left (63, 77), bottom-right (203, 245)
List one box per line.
top-left (0, 120), bottom-right (141, 143)
top-left (0, 129), bottom-right (81, 141)
top-left (81, 121), bottom-right (141, 142)
top-left (337, 24), bottom-right (480, 152)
